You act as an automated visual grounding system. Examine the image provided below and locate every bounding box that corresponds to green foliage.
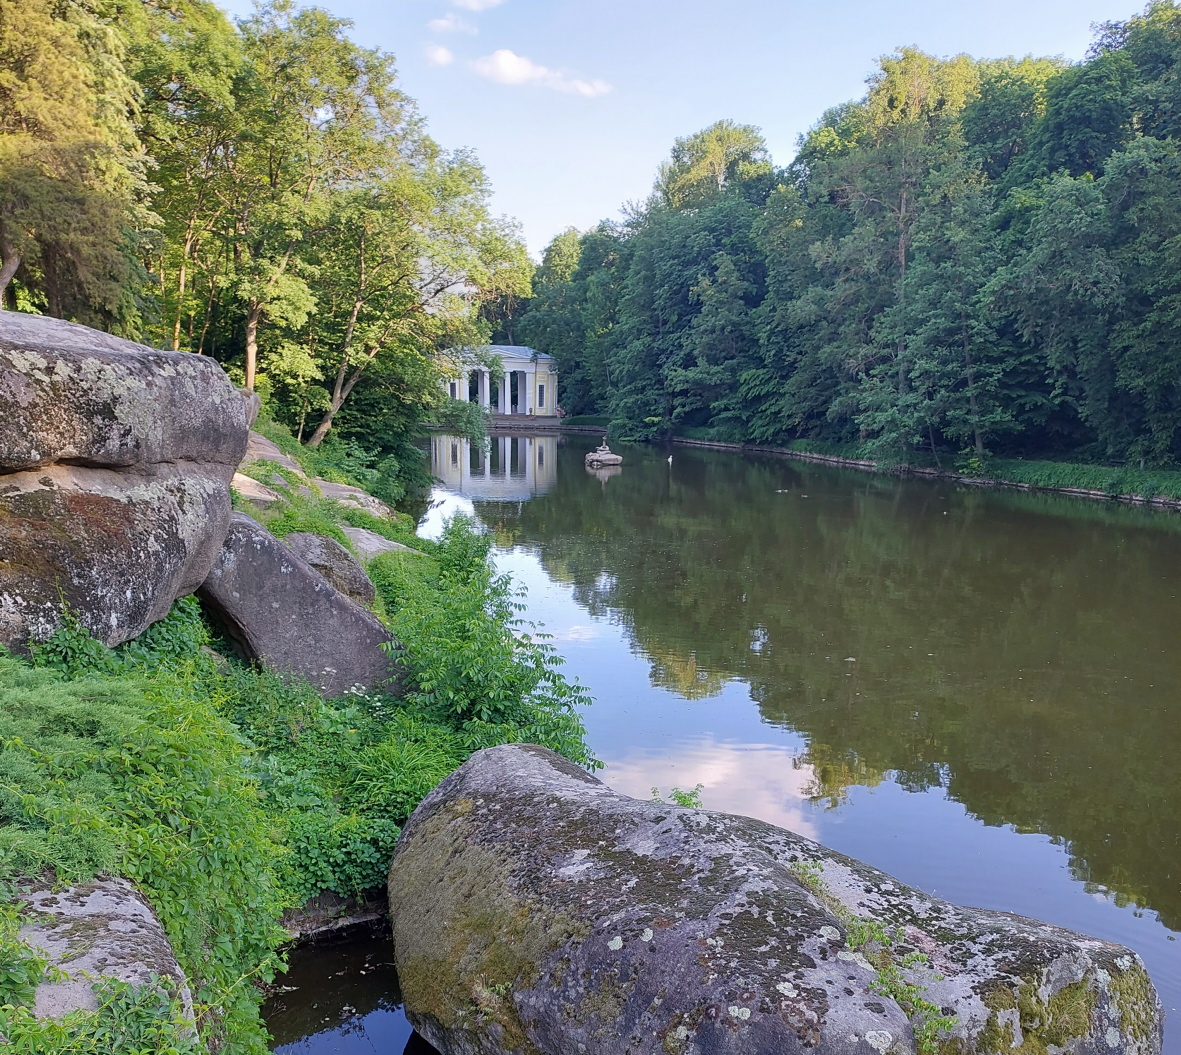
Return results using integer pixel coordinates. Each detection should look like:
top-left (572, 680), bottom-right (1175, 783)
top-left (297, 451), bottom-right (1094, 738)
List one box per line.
top-left (503, 3), bottom-right (1181, 472)
top-left (0, 975), bottom-right (202, 1055)
top-left (651, 784), bottom-right (705, 808)
top-left (0, 653), bottom-right (285, 1052)
top-left (382, 517), bottom-right (596, 750)
top-left (0, 904), bottom-right (55, 1008)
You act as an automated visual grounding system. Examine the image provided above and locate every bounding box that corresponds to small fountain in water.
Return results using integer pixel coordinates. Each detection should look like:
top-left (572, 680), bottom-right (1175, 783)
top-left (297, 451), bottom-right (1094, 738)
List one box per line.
top-left (585, 442), bottom-right (623, 469)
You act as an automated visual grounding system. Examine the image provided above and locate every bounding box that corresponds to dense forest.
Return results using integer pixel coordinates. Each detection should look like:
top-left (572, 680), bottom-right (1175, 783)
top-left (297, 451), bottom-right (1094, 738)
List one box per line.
top-left (0, 0), bottom-right (529, 491)
top-left (500, 2), bottom-right (1181, 469)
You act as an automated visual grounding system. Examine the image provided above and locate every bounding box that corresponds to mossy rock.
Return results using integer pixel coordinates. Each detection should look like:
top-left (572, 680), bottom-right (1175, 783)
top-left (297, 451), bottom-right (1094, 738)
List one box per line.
top-left (388, 745), bottom-right (1163, 1055)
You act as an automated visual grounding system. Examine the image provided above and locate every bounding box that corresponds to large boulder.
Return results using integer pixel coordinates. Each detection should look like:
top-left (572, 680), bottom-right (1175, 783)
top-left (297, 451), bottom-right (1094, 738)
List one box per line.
top-left (19, 878), bottom-right (193, 1024)
top-left (0, 313), bottom-right (248, 650)
top-left (283, 531), bottom-right (376, 605)
top-left (387, 744), bottom-right (1163, 1055)
top-left (199, 513), bottom-right (402, 697)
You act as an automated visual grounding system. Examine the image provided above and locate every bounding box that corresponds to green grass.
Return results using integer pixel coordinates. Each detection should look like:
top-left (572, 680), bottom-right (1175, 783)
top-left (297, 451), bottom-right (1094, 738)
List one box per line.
top-left (988, 458), bottom-right (1181, 499)
top-left (561, 414), bottom-right (610, 427)
top-left (690, 431), bottom-right (1181, 501)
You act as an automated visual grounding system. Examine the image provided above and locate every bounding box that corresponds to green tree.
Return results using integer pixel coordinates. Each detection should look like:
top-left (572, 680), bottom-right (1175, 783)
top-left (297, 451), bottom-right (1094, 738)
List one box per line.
top-left (0, 0), bottom-right (147, 323)
top-left (656, 119), bottom-right (771, 209)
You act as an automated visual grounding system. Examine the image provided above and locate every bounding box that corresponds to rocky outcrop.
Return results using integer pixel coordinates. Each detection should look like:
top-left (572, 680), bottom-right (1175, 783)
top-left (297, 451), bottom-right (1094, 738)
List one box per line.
top-left (242, 430), bottom-right (307, 479)
top-left (232, 471), bottom-right (280, 506)
top-left (199, 513), bottom-right (402, 697)
top-left (317, 479), bottom-right (392, 518)
top-left (0, 313), bottom-right (248, 650)
top-left (342, 525), bottom-right (424, 561)
top-left (283, 531), bottom-right (376, 605)
top-left (19, 878), bottom-right (193, 1024)
top-left (239, 430), bottom-right (392, 516)
top-left (387, 744), bottom-right (1163, 1055)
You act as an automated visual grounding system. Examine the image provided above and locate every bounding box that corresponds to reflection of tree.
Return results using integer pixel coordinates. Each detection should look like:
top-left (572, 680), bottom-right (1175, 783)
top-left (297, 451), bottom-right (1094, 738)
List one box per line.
top-left (645, 644), bottom-right (729, 700)
top-left (476, 438), bottom-right (1181, 930)
top-left (803, 743), bottom-right (888, 809)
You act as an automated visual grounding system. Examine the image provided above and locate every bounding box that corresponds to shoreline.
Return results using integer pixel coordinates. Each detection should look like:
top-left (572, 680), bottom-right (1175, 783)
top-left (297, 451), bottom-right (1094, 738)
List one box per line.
top-left (427, 420), bottom-right (1181, 512)
top-left (669, 435), bottom-right (1181, 512)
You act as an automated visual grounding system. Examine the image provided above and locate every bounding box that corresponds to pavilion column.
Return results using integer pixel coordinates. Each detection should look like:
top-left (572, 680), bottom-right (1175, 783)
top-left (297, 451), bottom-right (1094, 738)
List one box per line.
top-left (479, 368), bottom-right (490, 409)
top-left (524, 369), bottom-right (534, 415)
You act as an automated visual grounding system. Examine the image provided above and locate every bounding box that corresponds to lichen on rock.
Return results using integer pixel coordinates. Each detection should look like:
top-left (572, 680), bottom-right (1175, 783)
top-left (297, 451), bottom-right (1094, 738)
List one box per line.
top-left (0, 314), bottom-right (249, 650)
top-left (387, 744), bottom-right (1164, 1055)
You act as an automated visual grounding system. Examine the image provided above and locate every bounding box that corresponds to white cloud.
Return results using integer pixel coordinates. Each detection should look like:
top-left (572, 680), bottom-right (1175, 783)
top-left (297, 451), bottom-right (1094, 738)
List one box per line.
top-left (452, 0), bottom-right (504, 9)
top-left (427, 13), bottom-right (477, 33)
top-left (471, 49), bottom-right (612, 98)
top-left (425, 44), bottom-right (455, 66)
top-left (604, 740), bottom-right (820, 840)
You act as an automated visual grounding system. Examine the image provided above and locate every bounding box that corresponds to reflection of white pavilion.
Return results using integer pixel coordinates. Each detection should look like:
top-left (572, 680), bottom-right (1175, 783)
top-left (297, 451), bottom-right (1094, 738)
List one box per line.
top-left (442, 346), bottom-right (558, 418)
top-left (431, 434), bottom-right (558, 500)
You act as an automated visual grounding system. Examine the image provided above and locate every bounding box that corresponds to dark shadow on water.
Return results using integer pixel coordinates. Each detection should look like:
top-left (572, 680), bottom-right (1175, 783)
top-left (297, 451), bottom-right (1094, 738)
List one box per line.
top-left (264, 922), bottom-right (439, 1054)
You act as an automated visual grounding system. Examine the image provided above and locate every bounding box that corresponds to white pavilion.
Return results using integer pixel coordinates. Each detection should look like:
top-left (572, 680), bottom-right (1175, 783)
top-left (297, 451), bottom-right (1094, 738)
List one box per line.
top-left (443, 346), bottom-right (558, 418)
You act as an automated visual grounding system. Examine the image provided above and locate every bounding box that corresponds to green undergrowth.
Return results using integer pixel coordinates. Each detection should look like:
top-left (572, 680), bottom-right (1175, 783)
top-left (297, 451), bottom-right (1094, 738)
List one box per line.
top-left (987, 459), bottom-right (1181, 500)
top-left (0, 904), bottom-right (200, 1055)
top-left (252, 413), bottom-right (424, 505)
top-left (233, 462), bottom-right (429, 557)
top-left (0, 516), bottom-right (594, 1052)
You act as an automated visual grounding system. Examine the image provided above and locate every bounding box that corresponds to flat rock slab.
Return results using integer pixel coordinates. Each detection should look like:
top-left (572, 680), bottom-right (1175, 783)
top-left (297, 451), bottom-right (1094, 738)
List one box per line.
top-left (242, 431), bottom-right (307, 478)
top-left (388, 744), bottom-right (1163, 1055)
top-left (232, 471), bottom-right (280, 506)
top-left (284, 531), bottom-right (376, 605)
top-left (316, 479), bottom-right (392, 518)
top-left (0, 314), bottom-right (248, 650)
top-left (199, 513), bottom-right (402, 697)
top-left (19, 878), bottom-right (193, 1023)
top-left (342, 525), bottom-right (424, 562)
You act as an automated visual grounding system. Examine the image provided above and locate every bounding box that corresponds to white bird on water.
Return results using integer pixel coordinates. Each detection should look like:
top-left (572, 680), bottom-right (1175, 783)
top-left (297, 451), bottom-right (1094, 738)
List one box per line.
top-left (667, 454), bottom-right (673, 465)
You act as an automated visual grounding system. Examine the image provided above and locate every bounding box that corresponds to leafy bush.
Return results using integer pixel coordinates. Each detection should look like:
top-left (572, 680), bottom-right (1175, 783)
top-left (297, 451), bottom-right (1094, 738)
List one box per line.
top-left (383, 517), bottom-right (595, 741)
top-left (0, 657), bottom-right (285, 1053)
top-left (0, 976), bottom-right (202, 1055)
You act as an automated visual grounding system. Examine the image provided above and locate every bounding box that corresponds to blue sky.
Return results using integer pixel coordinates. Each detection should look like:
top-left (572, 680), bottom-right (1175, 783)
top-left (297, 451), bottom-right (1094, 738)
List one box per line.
top-left (220, 0), bottom-right (1142, 256)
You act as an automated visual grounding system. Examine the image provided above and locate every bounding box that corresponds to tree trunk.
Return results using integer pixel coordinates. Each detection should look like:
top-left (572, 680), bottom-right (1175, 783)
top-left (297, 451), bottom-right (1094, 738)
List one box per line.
top-left (306, 348), bottom-right (378, 447)
top-left (244, 300), bottom-right (262, 390)
top-left (0, 224), bottom-right (21, 305)
top-left (172, 230), bottom-right (194, 351)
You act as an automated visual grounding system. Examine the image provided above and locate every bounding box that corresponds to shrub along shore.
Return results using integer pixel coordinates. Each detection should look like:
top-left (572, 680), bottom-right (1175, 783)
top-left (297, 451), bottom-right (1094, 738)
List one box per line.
top-left (0, 425), bottom-right (595, 1054)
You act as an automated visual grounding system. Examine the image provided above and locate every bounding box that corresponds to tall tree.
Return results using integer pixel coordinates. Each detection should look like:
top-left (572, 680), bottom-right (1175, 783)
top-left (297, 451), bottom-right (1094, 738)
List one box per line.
top-left (0, 0), bottom-right (147, 322)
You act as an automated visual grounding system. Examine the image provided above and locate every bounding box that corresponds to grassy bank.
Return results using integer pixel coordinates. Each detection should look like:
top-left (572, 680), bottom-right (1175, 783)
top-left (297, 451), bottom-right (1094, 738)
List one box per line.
top-left (671, 429), bottom-right (1181, 505)
top-left (0, 489), bottom-right (594, 1051)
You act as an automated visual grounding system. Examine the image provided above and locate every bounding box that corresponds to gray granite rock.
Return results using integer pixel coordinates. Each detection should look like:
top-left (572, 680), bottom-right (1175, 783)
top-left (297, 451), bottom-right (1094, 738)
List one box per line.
top-left (241, 430), bottom-right (306, 478)
top-left (199, 513), bottom-right (402, 697)
top-left (388, 744), bottom-right (1163, 1055)
top-left (316, 478), bottom-right (392, 517)
top-left (0, 313), bottom-right (248, 650)
top-left (284, 531), bottom-right (376, 605)
top-left (342, 525), bottom-right (424, 562)
top-left (18, 878), bottom-right (193, 1025)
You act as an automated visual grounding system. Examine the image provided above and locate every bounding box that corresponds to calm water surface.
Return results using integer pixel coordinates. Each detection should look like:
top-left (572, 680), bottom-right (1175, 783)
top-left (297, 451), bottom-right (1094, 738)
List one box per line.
top-left (272, 431), bottom-right (1180, 1054)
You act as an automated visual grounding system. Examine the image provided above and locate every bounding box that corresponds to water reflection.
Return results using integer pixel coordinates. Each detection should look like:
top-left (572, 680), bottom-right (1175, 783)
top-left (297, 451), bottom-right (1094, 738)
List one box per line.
top-left (265, 925), bottom-right (438, 1055)
top-left (430, 433), bottom-right (557, 501)
top-left (450, 435), bottom-right (1180, 1050)
top-left (477, 438), bottom-right (1181, 933)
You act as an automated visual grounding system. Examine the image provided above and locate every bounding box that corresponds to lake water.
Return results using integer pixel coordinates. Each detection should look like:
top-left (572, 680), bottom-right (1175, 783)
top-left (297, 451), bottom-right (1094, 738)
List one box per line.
top-left (271, 431), bottom-right (1180, 1054)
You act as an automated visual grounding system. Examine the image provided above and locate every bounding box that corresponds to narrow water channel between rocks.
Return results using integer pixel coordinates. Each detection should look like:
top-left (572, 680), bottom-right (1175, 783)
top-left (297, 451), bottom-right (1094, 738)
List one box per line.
top-left (268, 432), bottom-right (1181, 1054)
